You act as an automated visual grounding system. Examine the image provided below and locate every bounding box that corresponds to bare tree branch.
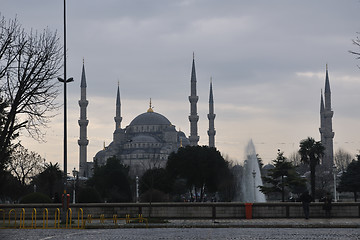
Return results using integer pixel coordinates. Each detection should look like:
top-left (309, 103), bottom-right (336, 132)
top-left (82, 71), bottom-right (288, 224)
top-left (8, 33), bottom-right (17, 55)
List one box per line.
top-left (349, 33), bottom-right (360, 68)
top-left (0, 13), bottom-right (63, 172)
top-left (8, 144), bottom-right (44, 185)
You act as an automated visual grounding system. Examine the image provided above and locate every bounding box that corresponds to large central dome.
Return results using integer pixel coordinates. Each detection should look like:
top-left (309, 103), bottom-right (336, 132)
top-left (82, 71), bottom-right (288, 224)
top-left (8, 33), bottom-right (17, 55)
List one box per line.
top-left (129, 111), bottom-right (171, 126)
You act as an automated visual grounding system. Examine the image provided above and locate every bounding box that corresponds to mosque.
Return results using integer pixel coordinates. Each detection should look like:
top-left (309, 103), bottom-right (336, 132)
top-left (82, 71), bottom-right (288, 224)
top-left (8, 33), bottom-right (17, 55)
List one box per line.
top-left (77, 55), bottom-right (335, 179)
top-left (78, 57), bottom-right (216, 178)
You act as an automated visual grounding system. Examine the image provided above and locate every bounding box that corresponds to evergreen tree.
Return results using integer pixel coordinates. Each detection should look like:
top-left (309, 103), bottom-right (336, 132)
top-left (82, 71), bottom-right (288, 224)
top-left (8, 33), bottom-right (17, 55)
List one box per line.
top-left (140, 168), bottom-right (171, 195)
top-left (87, 156), bottom-right (132, 202)
top-left (166, 145), bottom-right (232, 201)
top-left (260, 151), bottom-right (306, 201)
top-left (338, 155), bottom-right (360, 201)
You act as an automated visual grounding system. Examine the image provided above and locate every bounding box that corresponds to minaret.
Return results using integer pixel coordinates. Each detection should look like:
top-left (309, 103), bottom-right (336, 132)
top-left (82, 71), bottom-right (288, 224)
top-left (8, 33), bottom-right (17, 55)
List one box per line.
top-left (207, 78), bottom-right (216, 148)
top-left (114, 83), bottom-right (122, 130)
top-left (188, 53), bottom-right (199, 146)
top-left (320, 90), bottom-right (325, 144)
top-left (319, 64), bottom-right (334, 168)
top-left (78, 61), bottom-right (89, 177)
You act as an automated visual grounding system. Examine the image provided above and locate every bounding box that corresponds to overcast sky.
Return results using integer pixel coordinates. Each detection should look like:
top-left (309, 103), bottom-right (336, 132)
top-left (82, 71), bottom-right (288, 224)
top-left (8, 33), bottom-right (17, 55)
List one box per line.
top-left (2, 0), bottom-right (360, 172)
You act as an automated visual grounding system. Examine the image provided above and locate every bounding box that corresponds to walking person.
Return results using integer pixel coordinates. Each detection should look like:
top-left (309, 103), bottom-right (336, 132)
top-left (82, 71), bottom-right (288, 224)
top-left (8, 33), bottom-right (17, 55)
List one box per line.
top-left (323, 193), bottom-right (332, 218)
top-left (299, 191), bottom-right (312, 219)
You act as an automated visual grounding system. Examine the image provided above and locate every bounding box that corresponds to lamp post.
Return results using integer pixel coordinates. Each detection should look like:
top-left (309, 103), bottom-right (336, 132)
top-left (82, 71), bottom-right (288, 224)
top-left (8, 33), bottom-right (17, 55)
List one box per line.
top-left (59, 0), bottom-right (74, 222)
top-left (72, 168), bottom-right (78, 204)
top-left (136, 176), bottom-right (139, 203)
top-left (252, 170), bottom-right (256, 202)
top-left (281, 175), bottom-right (285, 202)
top-left (333, 164), bottom-right (337, 202)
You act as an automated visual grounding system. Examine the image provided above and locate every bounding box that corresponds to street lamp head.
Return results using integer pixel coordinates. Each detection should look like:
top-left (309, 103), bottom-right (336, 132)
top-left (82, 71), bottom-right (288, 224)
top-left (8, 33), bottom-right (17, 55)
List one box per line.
top-left (57, 77), bottom-right (74, 83)
top-left (66, 77), bottom-right (74, 83)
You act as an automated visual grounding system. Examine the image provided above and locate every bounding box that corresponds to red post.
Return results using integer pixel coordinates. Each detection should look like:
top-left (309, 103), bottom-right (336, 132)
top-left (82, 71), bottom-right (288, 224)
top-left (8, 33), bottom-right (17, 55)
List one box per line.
top-left (62, 193), bottom-right (70, 209)
top-left (245, 203), bottom-right (253, 219)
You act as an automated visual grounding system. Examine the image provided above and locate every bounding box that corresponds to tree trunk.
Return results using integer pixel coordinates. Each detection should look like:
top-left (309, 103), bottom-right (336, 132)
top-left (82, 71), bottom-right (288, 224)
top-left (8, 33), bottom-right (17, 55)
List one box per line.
top-left (310, 163), bottom-right (316, 200)
top-left (354, 192), bottom-right (358, 202)
top-left (194, 187), bottom-right (198, 202)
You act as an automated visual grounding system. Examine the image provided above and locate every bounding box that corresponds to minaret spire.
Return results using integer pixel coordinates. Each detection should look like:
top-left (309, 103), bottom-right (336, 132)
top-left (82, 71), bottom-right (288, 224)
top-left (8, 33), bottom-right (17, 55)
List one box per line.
top-left (207, 77), bottom-right (216, 148)
top-left (188, 53), bottom-right (199, 146)
top-left (78, 61), bottom-right (89, 177)
top-left (114, 83), bottom-right (122, 130)
top-left (324, 64), bottom-right (331, 110)
top-left (319, 64), bottom-right (334, 169)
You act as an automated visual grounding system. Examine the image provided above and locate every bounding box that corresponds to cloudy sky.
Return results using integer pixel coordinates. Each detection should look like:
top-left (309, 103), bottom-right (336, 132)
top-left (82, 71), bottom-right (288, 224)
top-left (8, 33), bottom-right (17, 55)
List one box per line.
top-left (2, 0), bottom-right (360, 172)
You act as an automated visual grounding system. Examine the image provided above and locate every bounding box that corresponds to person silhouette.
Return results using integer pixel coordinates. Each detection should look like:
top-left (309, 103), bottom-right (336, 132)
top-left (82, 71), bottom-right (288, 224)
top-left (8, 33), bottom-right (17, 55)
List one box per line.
top-left (299, 191), bottom-right (312, 219)
top-left (323, 193), bottom-right (332, 218)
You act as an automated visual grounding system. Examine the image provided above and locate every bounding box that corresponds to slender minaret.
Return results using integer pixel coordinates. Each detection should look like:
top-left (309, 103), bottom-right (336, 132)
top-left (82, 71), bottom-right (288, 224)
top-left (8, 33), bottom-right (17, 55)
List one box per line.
top-left (78, 61), bottom-right (89, 177)
top-left (207, 78), bottom-right (216, 148)
top-left (319, 64), bottom-right (334, 169)
top-left (114, 83), bottom-right (122, 130)
top-left (188, 53), bottom-right (199, 146)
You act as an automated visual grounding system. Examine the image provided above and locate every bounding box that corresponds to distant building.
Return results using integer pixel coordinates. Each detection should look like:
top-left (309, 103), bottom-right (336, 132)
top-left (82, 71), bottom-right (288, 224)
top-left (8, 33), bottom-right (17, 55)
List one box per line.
top-left (319, 64), bottom-right (335, 169)
top-left (79, 56), bottom-right (216, 178)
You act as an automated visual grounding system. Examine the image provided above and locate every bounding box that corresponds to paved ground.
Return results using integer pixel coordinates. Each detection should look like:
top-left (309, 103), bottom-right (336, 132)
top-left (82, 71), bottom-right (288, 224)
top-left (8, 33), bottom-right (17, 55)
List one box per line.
top-left (2, 218), bottom-right (360, 229)
top-left (1, 227), bottom-right (360, 240)
top-left (1, 218), bottom-right (360, 239)
top-left (152, 218), bottom-right (360, 228)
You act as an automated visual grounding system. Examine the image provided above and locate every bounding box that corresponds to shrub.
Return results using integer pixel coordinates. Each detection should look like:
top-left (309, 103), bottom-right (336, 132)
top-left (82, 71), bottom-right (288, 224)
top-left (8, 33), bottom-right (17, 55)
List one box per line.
top-left (20, 192), bottom-right (52, 203)
top-left (77, 187), bottom-right (102, 203)
top-left (140, 189), bottom-right (168, 202)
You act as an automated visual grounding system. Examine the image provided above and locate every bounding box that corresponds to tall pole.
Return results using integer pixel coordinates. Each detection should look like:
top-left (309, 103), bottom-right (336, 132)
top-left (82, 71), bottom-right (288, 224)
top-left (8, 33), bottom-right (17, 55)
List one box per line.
top-left (333, 164), bottom-right (337, 202)
top-left (136, 176), bottom-right (139, 203)
top-left (72, 168), bottom-right (77, 204)
top-left (62, 0), bottom-right (68, 223)
top-left (59, 0), bottom-right (73, 222)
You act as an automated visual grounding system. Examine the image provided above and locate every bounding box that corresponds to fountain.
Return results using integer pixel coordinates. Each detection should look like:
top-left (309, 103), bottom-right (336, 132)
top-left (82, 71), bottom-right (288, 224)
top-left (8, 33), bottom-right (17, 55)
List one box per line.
top-left (240, 139), bottom-right (266, 202)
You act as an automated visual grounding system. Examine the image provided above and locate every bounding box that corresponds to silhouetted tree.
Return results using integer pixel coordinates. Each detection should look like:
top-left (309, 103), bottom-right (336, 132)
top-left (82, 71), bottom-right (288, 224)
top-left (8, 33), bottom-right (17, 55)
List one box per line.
top-left (77, 187), bottom-right (102, 203)
top-left (140, 168), bottom-right (171, 195)
top-left (334, 148), bottom-right (353, 172)
top-left (299, 137), bottom-right (325, 200)
top-left (87, 156), bottom-right (132, 202)
top-left (33, 162), bottom-right (62, 200)
top-left (338, 155), bottom-right (360, 201)
top-left (8, 144), bottom-right (44, 185)
top-left (260, 151), bottom-right (306, 201)
top-left (166, 145), bottom-right (232, 201)
top-left (0, 170), bottom-right (24, 202)
top-left (0, 97), bottom-right (15, 191)
top-left (0, 98), bottom-right (13, 177)
top-left (0, 14), bottom-right (62, 175)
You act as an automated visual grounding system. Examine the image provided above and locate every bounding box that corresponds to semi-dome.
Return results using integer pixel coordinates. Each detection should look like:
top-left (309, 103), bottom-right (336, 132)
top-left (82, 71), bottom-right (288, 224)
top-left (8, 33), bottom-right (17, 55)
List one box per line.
top-left (129, 111), bottom-right (171, 126)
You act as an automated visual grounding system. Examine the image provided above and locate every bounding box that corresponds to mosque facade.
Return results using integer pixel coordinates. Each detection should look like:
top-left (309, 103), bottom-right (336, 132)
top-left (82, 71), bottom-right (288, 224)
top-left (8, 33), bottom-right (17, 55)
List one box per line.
top-left (78, 57), bottom-right (216, 178)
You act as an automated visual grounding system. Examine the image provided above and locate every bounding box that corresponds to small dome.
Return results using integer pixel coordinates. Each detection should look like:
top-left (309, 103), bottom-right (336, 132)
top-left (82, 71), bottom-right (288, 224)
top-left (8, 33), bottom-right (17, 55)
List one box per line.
top-left (129, 112), bottom-right (171, 126)
top-left (94, 149), bottom-right (106, 161)
top-left (178, 131), bottom-right (187, 138)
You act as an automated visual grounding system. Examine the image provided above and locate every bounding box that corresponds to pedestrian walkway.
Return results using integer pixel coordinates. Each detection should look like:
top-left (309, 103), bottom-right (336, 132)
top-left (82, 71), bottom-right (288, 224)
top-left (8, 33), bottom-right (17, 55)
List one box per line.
top-left (168, 218), bottom-right (360, 228)
top-left (84, 218), bottom-right (360, 229)
top-left (2, 217), bottom-right (360, 229)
